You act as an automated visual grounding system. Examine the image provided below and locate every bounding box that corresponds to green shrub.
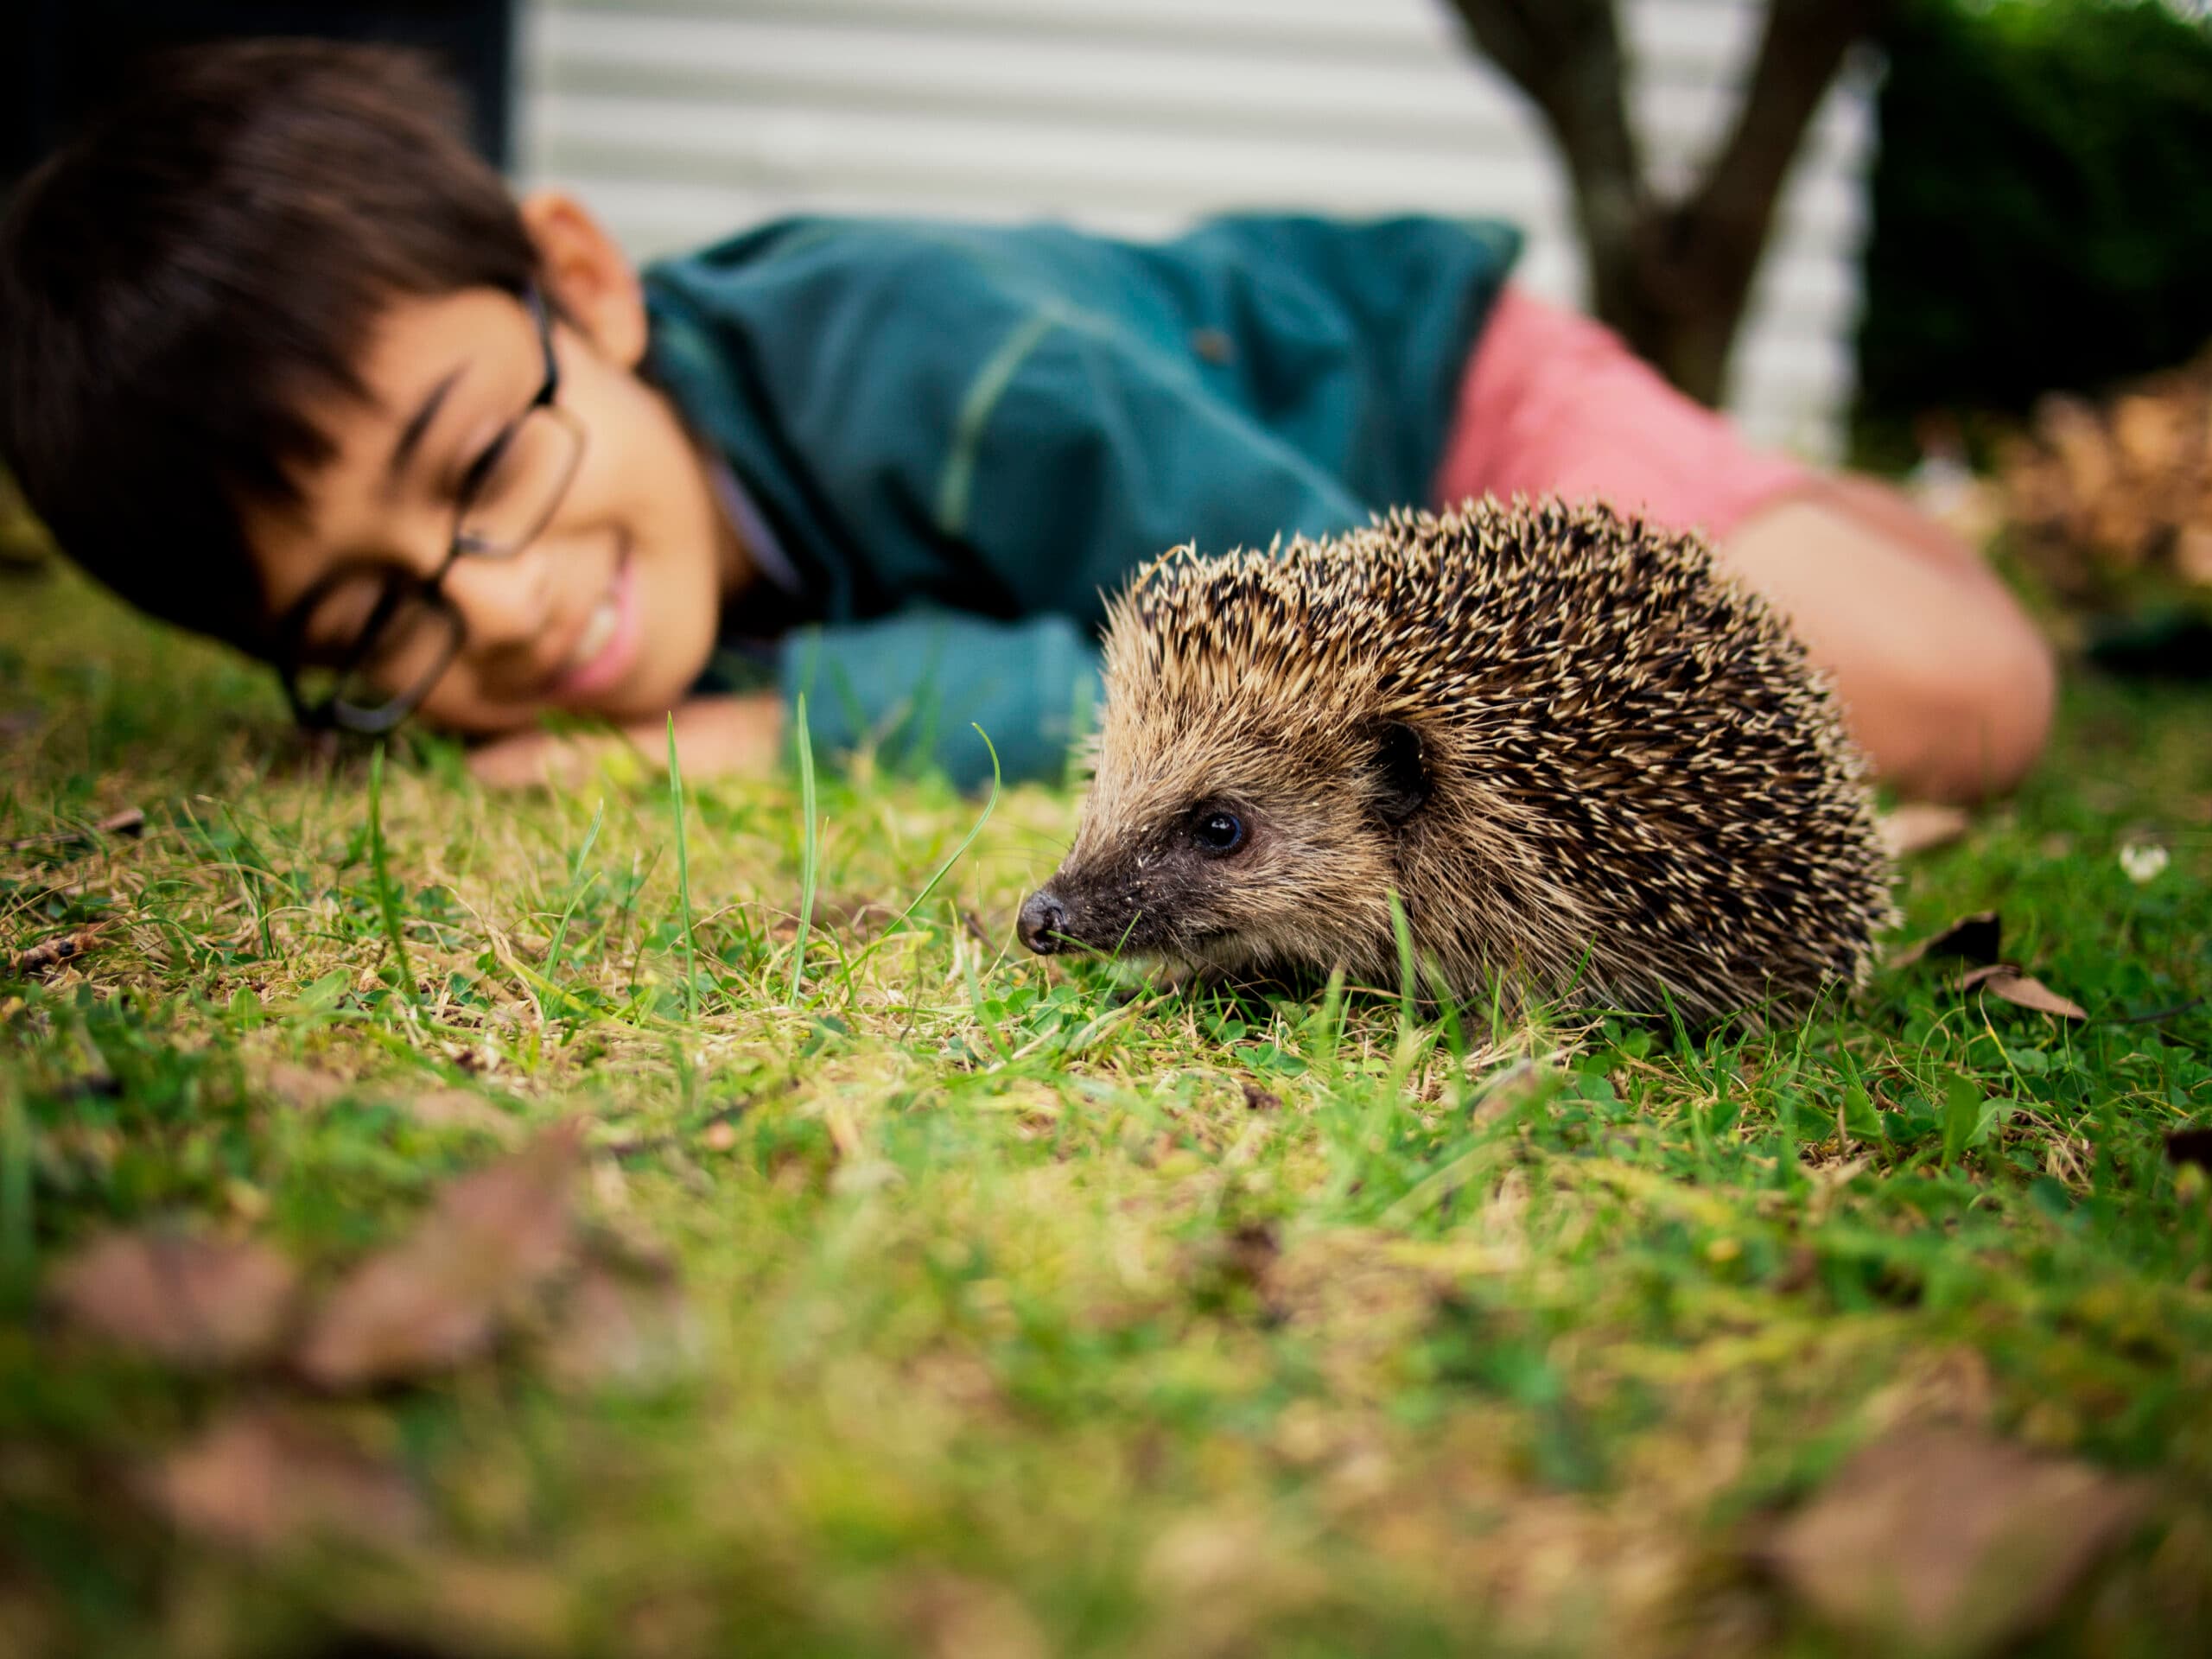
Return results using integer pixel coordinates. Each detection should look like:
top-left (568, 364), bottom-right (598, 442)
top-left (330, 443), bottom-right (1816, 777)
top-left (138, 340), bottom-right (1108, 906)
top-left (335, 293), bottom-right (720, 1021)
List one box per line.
top-left (1854, 0), bottom-right (2212, 453)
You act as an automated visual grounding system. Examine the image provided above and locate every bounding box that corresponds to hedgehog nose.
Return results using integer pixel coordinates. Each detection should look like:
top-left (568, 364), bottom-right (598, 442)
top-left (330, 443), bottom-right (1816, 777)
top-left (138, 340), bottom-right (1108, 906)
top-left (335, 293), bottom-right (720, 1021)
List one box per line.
top-left (1018, 889), bottom-right (1071, 955)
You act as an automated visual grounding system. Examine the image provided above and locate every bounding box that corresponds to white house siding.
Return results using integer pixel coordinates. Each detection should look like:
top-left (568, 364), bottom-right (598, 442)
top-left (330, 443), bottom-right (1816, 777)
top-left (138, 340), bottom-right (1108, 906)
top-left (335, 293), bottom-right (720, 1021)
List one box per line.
top-left (519, 0), bottom-right (1878, 459)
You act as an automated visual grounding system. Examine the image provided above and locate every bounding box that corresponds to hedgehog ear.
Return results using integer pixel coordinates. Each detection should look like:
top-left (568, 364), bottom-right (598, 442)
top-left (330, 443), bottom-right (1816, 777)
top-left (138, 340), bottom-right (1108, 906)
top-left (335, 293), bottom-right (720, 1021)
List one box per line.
top-left (1366, 721), bottom-right (1431, 825)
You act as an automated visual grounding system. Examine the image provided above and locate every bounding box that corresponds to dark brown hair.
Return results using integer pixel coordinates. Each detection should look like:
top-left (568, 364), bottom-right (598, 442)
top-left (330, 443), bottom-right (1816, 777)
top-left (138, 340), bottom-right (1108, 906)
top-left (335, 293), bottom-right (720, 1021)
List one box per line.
top-left (0, 39), bottom-right (538, 657)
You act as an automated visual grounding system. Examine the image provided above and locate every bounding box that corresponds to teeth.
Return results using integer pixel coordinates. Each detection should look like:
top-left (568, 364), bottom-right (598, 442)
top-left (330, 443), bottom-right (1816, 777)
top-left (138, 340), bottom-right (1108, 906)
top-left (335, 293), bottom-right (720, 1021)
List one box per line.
top-left (567, 599), bottom-right (618, 673)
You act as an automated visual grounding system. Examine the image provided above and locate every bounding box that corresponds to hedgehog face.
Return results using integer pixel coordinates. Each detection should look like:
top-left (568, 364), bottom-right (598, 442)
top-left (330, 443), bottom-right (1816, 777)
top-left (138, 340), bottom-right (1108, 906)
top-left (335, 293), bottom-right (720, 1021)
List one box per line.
top-left (1017, 716), bottom-right (1432, 982)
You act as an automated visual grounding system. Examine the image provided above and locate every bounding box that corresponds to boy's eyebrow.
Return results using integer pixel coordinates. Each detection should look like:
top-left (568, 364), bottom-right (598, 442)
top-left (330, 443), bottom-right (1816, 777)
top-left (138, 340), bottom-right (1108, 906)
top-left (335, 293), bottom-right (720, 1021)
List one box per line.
top-left (385, 365), bottom-right (467, 493)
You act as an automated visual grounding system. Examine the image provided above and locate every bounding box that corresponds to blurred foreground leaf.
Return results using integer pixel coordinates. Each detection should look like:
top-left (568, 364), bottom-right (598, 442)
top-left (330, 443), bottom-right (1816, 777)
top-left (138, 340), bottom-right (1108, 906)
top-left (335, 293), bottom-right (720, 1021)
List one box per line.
top-left (1758, 1425), bottom-right (2149, 1655)
top-left (294, 1122), bottom-right (582, 1389)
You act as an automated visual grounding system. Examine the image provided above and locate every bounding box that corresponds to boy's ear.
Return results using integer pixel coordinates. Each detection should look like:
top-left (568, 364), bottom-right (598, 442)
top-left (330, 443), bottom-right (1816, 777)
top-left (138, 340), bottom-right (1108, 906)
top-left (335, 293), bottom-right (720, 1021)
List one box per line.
top-left (517, 190), bottom-right (648, 368)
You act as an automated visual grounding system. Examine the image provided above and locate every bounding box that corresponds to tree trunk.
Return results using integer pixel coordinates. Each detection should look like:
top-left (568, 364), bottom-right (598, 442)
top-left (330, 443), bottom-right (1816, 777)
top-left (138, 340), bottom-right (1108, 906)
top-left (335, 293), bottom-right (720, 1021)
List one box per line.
top-left (1444, 0), bottom-right (1885, 406)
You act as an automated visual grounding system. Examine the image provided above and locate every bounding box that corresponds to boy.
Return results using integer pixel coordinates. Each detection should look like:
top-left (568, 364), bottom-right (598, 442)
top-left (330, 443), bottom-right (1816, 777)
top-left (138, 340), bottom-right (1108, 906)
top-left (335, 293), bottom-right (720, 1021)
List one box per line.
top-left (0, 41), bottom-right (2051, 803)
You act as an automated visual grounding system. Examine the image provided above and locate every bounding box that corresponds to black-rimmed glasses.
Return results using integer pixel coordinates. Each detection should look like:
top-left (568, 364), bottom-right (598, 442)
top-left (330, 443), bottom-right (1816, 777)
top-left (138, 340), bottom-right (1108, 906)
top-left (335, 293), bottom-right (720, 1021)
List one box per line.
top-left (278, 286), bottom-right (587, 734)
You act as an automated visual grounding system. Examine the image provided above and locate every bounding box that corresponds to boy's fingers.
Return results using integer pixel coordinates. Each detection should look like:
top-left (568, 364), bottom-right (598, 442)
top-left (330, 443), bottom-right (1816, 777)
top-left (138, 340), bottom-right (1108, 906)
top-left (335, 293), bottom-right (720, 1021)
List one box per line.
top-left (467, 729), bottom-right (614, 791)
top-left (465, 731), bottom-right (557, 790)
top-left (628, 695), bottom-right (785, 781)
top-left (466, 696), bottom-right (784, 791)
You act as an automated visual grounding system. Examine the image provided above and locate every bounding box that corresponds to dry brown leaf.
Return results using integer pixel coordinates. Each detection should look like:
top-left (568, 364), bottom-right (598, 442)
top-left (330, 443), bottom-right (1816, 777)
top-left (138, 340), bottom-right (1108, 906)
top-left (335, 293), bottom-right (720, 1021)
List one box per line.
top-left (544, 1240), bottom-right (697, 1391)
top-left (48, 1232), bottom-right (300, 1370)
top-left (1878, 803), bottom-right (1972, 858)
top-left (293, 1122), bottom-right (582, 1389)
top-left (154, 1408), bottom-right (426, 1554)
top-left (7, 922), bottom-right (112, 978)
top-left (1890, 911), bottom-right (2002, 970)
top-left (898, 1570), bottom-right (1049, 1659)
top-left (1958, 964), bottom-right (2088, 1020)
top-left (1758, 1426), bottom-right (2146, 1656)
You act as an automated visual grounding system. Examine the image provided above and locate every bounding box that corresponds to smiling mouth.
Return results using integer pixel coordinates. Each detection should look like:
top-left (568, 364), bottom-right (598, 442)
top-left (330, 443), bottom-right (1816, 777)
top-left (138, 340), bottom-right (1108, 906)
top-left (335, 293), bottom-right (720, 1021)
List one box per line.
top-left (550, 542), bottom-right (640, 702)
top-left (568, 589), bottom-right (620, 673)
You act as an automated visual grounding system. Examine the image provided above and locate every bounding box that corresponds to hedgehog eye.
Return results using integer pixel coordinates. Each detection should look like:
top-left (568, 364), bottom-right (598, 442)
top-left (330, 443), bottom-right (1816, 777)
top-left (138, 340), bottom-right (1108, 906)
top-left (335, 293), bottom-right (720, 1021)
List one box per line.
top-left (1192, 810), bottom-right (1247, 855)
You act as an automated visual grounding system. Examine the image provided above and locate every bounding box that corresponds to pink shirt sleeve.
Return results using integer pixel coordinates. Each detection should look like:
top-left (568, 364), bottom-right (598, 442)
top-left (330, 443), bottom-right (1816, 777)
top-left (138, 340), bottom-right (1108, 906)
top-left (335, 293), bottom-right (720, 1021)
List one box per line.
top-left (1432, 284), bottom-right (1813, 541)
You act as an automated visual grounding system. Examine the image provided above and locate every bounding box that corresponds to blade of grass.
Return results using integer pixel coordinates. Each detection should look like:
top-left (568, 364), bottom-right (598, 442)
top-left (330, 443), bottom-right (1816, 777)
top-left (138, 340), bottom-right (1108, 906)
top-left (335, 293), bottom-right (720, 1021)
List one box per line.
top-left (668, 718), bottom-right (698, 1022)
top-left (541, 798), bottom-right (606, 996)
top-left (788, 693), bottom-right (820, 1004)
top-left (0, 1084), bottom-right (31, 1298)
top-left (1389, 888), bottom-right (1419, 1035)
top-left (839, 725), bottom-right (1004, 998)
top-left (366, 744), bottom-right (418, 1010)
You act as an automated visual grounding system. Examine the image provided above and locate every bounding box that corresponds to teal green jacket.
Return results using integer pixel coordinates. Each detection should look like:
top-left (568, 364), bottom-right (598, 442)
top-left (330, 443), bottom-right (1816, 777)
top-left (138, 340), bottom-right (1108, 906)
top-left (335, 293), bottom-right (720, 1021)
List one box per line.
top-left (641, 213), bottom-right (1521, 789)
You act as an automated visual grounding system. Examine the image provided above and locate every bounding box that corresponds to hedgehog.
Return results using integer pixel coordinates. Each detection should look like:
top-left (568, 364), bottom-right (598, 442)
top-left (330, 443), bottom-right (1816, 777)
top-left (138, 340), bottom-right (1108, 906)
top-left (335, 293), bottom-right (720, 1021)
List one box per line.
top-left (1016, 498), bottom-right (1897, 1020)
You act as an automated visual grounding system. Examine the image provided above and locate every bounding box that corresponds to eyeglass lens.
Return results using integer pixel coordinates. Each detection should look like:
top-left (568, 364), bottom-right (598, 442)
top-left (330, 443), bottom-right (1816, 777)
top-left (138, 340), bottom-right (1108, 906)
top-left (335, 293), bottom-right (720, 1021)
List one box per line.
top-left (312, 403), bottom-right (584, 730)
top-left (458, 404), bottom-right (586, 556)
top-left (296, 594), bottom-right (467, 732)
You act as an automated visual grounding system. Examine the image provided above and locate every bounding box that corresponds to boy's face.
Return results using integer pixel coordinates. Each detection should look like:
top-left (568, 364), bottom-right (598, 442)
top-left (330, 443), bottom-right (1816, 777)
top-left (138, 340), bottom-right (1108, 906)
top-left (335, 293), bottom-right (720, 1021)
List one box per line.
top-left (248, 196), bottom-right (741, 737)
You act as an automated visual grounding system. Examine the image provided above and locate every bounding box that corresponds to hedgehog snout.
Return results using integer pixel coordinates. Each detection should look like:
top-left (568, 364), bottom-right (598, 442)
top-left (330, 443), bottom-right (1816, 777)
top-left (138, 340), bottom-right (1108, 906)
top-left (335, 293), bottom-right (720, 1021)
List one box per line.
top-left (1017, 888), bottom-right (1072, 956)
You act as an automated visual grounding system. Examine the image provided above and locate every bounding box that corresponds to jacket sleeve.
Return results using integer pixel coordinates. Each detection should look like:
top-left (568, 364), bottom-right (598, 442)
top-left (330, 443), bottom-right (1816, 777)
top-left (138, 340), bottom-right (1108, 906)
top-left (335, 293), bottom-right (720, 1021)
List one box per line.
top-left (779, 607), bottom-right (1102, 792)
top-left (938, 303), bottom-right (1378, 619)
top-left (778, 303), bottom-right (1381, 787)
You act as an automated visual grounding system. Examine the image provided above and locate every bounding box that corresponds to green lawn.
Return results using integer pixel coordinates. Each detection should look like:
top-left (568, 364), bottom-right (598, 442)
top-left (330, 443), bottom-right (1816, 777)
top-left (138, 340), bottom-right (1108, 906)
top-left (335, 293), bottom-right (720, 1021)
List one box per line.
top-left (2, 563), bottom-right (2208, 1657)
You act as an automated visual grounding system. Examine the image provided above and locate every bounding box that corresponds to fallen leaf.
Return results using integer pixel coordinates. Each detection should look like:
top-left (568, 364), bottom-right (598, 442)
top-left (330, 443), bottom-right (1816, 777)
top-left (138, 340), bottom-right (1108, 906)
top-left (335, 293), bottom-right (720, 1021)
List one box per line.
top-left (48, 1232), bottom-right (300, 1370)
top-left (7, 922), bottom-right (112, 978)
top-left (897, 1570), bottom-right (1050, 1659)
top-left (544, 1236), bottom-right (697, 1392)
top-left (1958, 964), bottom-right (2088, 1020)
top-left (1889, 911), bottom-right (2001, 970)
top-left (293, 1122), bottom-right (582, 1389)
top-left (1757, 1425), bottom-right (2147, 1656)
top-left (1878, 803), bottom-right (1972, 857)
top-left (154, 1408), bottom-right (425, 1554)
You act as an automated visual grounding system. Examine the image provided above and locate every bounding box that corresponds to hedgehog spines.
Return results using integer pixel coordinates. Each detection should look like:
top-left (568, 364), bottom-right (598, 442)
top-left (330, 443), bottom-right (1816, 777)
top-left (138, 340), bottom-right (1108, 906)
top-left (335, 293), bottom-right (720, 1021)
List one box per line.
top-left (1055, 496), bottom-right (1897, 1017)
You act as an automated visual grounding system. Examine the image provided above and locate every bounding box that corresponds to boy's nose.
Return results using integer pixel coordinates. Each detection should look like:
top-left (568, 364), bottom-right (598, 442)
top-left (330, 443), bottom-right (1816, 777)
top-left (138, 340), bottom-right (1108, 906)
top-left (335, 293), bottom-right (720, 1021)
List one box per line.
top-left (440, 543), bottom-right (556, 658)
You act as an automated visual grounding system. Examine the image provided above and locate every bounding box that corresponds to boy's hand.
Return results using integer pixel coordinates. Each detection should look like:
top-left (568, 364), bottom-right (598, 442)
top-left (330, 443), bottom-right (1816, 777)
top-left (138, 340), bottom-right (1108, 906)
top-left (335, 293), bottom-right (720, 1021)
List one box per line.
top-left (466, 692), bottom-right (785, 791)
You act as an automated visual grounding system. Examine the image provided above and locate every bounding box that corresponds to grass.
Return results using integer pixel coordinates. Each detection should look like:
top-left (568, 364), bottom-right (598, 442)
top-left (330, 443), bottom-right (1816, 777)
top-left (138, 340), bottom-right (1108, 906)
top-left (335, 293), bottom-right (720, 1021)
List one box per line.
top-left (1, 561), bottom-right (2209, 1656)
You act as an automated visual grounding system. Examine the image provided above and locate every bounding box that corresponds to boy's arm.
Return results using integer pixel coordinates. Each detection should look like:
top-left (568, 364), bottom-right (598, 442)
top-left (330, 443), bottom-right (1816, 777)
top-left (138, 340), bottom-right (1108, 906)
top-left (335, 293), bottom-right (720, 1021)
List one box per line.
top-left (1716, 474), bottom-right (2056, 804)
top-left (466, 601), bottom-right (1101, 794)
top-left (467, 692), bottom-right (785, 790)
top-left (756, 321), bottom-right (1376, 789)
top-left (780, 609), bottom-right (1100, 791)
